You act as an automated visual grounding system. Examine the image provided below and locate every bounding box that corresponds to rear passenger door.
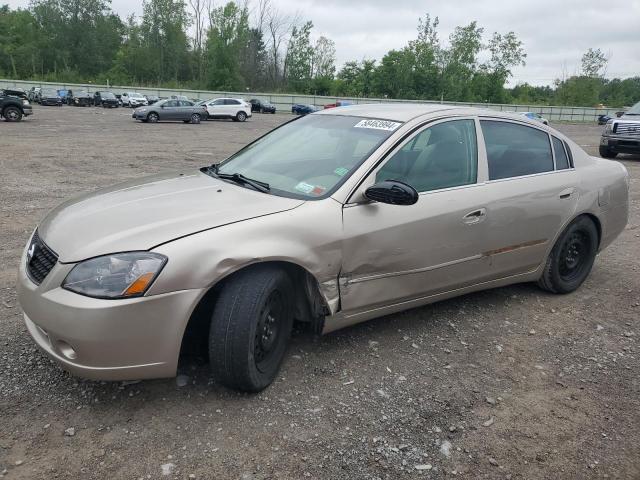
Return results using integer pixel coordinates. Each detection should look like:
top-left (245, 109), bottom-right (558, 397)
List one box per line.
top-left (224, 99), bottom-right (241, 116)
top-left (479, 119), bottom-right (579, 277)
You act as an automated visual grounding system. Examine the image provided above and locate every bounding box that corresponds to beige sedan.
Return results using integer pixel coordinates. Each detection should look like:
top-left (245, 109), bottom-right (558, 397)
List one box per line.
top-left (17, 104), bottom-right (629, 392)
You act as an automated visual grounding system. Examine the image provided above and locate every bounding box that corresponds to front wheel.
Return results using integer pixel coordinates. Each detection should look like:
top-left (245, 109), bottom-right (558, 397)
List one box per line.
top-left (209, 266), bottom-right (294, 392)
top-left (190, 113), bottom-right (201, 124)
top-left (236, 111), bottom-right (247, 122)
top-left (599, 145), bottom-right (618, 158)
top-left (537, 216), bottom-right (599, 294)
top-left (3, 106), bottom-right (22, 122)
top-left (147, 112), bottom-right (159, 123)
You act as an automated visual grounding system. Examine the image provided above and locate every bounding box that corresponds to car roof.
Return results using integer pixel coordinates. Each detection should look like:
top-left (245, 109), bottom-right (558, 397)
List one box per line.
top-left (315, 103), bottom-right (464, 122)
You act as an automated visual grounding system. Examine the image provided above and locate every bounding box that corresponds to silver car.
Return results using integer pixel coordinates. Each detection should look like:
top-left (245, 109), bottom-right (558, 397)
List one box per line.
top-left (17, 104), bottom-right (629, 392)
top-left (132, 99), bottom-right (207, 124)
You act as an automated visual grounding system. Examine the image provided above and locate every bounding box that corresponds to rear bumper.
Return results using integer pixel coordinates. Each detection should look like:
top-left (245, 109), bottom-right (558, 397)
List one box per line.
top-left (17, 255), bottom-right (204, 381)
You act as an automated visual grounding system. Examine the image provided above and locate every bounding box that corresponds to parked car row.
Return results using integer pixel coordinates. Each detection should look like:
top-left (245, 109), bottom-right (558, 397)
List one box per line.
top-left (133, 97), bottom-right (253, 124)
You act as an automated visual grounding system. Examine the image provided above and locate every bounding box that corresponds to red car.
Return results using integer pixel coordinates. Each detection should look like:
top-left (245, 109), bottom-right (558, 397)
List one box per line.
top-left (324, 100), bottom-right (353, 109)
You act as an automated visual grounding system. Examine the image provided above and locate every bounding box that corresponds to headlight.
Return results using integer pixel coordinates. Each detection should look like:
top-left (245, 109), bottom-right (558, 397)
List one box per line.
top-left (22, 99), bottom-right (30, 106)
top-left (138, 108), bottom-right (147, 112)
top-left (62, 252), bottom-right (167, 299)
top-left (604, 121), bottom-right (613, 135)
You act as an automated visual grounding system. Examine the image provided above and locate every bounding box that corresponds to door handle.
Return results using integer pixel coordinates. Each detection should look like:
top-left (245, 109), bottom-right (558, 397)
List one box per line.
top-left (463, 208), bottom-right (487, 224)
top-left (559, 187), bottom-right (575, 199)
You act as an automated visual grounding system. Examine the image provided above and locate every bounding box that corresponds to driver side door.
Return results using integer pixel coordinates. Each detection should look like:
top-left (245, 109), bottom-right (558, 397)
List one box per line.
top-left (340, 118), bottom-right (492, 315)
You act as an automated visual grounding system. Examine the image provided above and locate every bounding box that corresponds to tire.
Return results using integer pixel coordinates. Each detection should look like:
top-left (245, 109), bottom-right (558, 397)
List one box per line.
top-left (147, 112), bottom-right (159, 123)
top-left (599, 145), bottom-right (618, 158)
top-left (236, 111), bottom-right (247, 122)
top-left (537, 216), bottom-right (599, 294)
top-left (3, 106), bottom-right (22, 122)
top-left (190, 113), bottom-right (201, 124)
top-left (209, 266), bottom-right (294, 392)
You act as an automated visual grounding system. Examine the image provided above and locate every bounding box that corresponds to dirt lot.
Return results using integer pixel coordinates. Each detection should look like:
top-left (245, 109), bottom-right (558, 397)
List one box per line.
top-left (0, 105), bottom-right (638, 480)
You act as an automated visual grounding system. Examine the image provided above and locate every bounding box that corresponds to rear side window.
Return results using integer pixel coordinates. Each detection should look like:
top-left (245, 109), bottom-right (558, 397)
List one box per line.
top-left (225, 99), bottom-right (240, 105)
top-left (552, 136), bottom-right (570, 170)
top-left (481, 120), bottom-right (553, 180)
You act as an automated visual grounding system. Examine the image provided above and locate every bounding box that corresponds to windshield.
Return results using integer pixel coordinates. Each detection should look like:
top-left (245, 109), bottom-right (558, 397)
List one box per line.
top-left (215, 115), bottom-right (402, 199)
top-left (42, 89), bottom-right (58, 96)
top-left (625, 101), bottom-right (640, 115)
top-left (102, 92), bottom-right (115, 98)
top-left (130, 93), bottom-right (144, 98)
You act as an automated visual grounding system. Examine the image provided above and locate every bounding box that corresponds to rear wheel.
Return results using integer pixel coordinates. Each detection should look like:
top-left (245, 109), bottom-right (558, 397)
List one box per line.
top-left (537, 216), bottom-right (598, 294)
top-left (236, 111), bottom-right (247, 122)
top-left (147, 112), bottom-right (159, 123)
top-left (3, 106), bottom-right (22, 122)
top-left (599, 145), bottom-right (618, 158)
top-left (209, 266), bottom-right (294, 392)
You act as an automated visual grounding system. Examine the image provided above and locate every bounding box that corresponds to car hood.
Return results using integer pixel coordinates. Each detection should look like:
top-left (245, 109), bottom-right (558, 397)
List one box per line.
top-left (38, 171), bottom-right (304, 262)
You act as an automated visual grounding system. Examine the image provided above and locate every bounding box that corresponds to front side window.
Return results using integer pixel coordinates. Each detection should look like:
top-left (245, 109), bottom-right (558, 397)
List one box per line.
top-left (376, 119), bottom-right (478, 192)
top-left (481, 120), bottom-right (553, 180)
top-left (215, 115), bottom-right (401, 199)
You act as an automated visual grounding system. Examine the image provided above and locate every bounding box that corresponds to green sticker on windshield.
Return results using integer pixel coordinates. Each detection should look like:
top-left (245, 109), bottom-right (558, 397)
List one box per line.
top-left (334, 167), bottom-right (349, 177)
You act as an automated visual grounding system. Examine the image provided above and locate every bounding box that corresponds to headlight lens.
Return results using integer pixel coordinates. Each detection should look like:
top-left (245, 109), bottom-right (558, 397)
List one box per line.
top-left (604, 121), bottom-right (613, 135)
top-left (138, 108), bottom-right (147, 112)
top-left (62, 252), bottom-right (167, 299)
top-left (22, 99), bottom-right (30, 106)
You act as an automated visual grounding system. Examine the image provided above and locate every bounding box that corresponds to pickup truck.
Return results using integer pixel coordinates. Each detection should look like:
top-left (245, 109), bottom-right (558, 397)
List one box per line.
top-left (600, 101), bottom-right (640, 158)
top-left (1, 89), bottom-right (33, 122)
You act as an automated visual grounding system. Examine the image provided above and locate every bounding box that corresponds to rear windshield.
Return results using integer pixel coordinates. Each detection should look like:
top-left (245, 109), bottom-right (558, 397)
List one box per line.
top-left (216, 115), bottom-right (402, 199)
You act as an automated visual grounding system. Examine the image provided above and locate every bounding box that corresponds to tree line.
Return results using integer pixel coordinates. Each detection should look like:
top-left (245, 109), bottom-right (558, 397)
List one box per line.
top-left (1, 1), bottom-right (638, 107)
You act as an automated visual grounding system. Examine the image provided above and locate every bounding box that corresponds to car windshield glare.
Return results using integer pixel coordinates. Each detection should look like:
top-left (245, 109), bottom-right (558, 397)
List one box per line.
top-left (626, 101), bottom-right (640, 115)
top-left (216, 115), bottom-right (402, 199)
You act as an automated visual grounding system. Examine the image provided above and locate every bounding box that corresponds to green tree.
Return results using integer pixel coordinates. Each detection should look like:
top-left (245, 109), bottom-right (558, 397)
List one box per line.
top-left (284, 21), bottom-right (314, 92)
top-left (205, 1), bottom-right (250, 90)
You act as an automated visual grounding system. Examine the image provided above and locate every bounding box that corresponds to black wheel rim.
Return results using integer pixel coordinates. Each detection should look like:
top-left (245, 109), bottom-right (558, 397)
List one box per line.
top-left (558, 231), bottom-right (590, 282)
top-left (254, 290), bottom-right (284, 372)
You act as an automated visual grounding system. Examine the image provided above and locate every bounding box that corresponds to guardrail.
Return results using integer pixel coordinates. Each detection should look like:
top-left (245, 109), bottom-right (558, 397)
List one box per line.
top-left (1, 78), bottom-right (618, 122)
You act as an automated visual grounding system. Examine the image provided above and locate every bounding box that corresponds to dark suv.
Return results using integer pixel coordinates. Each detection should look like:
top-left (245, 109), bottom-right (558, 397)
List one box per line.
top-left (250, 98), bottom-right (276, 114)
top-left (94, 91), bottom-right (119, 108)
top-left (1, 89), bottom-right (33, 122)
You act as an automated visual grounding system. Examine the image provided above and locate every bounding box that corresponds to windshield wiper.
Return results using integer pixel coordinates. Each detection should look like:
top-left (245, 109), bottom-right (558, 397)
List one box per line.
top-left (207, 165), bottom-right (270, 193)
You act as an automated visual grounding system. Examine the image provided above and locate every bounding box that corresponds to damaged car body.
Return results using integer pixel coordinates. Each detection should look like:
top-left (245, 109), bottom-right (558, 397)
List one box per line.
top-left (18, 104), bottom-right (629, 392)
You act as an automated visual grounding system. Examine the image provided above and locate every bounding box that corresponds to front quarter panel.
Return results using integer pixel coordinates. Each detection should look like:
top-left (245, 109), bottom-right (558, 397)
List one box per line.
top-left (146, 199), bottom-right (344, 313)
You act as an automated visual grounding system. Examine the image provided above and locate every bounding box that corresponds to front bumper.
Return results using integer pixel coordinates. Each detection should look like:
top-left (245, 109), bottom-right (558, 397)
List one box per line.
top-left (22, 106), bottom-right (33, 116)
top-left (17, 253), bottom-right (204, 381)
top-left (41, 98), bottom-right (62, 106)
top-left (601, 135), bottom-right (640, 154)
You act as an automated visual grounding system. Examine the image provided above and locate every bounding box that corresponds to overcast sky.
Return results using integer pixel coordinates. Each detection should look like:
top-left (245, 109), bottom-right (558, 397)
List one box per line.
top-left (6, 0), bottom-right (640, 86)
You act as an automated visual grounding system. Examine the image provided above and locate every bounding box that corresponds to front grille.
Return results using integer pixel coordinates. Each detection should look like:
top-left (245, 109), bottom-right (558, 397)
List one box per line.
top-left (615, 122), bottom-right (640, 136)
top-left (26, 231), bottom-right (58, 285)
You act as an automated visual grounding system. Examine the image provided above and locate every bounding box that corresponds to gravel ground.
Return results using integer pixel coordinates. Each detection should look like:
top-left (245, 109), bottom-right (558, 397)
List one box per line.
top-left (0, 106), bottom-right (638, 480)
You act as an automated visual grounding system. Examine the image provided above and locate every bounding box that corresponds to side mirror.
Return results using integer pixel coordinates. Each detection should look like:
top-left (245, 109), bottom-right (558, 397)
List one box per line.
top-left (364, 180), bottom-right (419, 206)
